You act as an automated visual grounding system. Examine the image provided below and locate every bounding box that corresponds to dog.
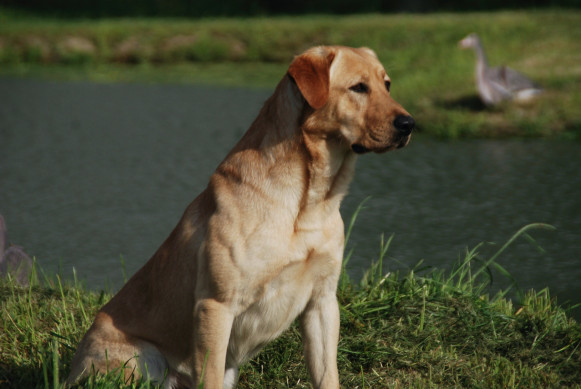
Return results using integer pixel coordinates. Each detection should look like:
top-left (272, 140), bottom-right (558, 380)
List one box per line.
top-left (66, 45), bottom-right (414, 389)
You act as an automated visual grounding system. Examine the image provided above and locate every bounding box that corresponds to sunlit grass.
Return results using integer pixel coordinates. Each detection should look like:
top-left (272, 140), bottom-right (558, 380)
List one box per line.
top-left (1, 214), bottom-right (579, 387)
top-left (1, 10), bottom-right (580, 138)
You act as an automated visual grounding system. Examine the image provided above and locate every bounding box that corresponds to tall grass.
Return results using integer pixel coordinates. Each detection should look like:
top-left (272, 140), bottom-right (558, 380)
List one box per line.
top-left (1, 211), bottom-right (579, 387)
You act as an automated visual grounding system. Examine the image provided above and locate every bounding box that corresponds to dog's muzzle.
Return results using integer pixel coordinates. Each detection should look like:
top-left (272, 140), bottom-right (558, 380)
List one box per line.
top-left (351, 114), bottom-right (415, 154)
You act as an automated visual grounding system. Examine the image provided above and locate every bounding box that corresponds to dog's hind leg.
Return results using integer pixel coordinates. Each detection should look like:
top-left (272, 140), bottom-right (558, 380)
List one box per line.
top-left (67, 313), bottom-right (173, 387)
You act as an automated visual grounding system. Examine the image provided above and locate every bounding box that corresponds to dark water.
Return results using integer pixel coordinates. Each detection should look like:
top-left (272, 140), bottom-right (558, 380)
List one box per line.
top-left (1, 79), bottom-right (580, 319)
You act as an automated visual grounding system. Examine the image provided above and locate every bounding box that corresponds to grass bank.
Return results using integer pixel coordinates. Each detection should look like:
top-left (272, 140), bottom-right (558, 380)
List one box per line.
top-left (1, 224), bottom-right (580, 388)
top-left (1, 9), bottom-right (580, 139)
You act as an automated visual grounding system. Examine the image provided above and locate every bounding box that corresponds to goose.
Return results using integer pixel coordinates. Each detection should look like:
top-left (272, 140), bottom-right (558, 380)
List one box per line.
top-left (0, 214), bottom-right (32, 286)
top-left (459, 33), bottom-right (542, 106)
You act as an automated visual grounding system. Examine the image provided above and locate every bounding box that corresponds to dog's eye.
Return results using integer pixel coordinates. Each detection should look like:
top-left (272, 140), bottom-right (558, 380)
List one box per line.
top-left (384, 80), bottom-right (391, 92)
top-left (349, 83), bottom-right (369, 93)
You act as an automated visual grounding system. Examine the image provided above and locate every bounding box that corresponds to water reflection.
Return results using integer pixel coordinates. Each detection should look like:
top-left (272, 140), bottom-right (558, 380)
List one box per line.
top-left (345, 138), bottom-right (581, 318)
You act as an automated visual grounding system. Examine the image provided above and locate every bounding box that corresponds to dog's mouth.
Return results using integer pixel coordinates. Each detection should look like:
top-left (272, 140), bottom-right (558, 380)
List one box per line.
top-left (351, 144), bottom-right (370, 154)
top-left (351, 134), bottom-right (411, 154)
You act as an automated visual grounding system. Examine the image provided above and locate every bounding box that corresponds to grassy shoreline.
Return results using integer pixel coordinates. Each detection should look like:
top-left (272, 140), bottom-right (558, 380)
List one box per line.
top-left (1, 224), bottom-right (580, 388)
top-left (1, 9), bottom-right (581, 139)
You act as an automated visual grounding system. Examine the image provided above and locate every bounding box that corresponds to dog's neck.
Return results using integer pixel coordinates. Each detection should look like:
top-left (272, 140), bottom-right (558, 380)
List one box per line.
top-left (271, 76), bottom-right (357, 209)
top-left (217, 75), bottom-right (356, 212)
top-left (300, 130), bottom-right (356, 208)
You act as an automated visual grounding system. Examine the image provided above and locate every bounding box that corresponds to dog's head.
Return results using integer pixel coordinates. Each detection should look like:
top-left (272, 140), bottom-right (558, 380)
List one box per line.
top-left (288, 46), bottom-right (413, 154)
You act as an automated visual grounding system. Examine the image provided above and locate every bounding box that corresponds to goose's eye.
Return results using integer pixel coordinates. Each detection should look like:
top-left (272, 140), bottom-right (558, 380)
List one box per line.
top-left (384, 80), bottom-right (391, 92)
top-left (349, 82), bottom-right (369, 93)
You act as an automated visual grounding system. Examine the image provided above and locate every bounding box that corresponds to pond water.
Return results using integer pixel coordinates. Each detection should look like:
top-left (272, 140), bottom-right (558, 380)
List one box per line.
top-left (1, 78), bottom-right (580, 319)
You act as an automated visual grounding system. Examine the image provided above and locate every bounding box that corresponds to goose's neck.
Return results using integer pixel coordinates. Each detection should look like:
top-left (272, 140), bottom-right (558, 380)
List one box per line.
top-left (472, 39), bottom-right (489, 71)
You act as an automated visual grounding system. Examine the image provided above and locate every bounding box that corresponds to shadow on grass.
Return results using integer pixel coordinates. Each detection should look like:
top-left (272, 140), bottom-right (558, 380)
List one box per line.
top-left (0, 361), bottom-right (54, 388)
top-left (437, 94), bottom-right (487, 112)
top-left (564, 119), bottom-right (581, 139)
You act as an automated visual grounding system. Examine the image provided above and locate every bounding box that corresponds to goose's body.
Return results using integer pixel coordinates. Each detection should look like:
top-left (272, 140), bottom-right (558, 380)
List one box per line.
top-left (459, 33), bottom-right (542, 106)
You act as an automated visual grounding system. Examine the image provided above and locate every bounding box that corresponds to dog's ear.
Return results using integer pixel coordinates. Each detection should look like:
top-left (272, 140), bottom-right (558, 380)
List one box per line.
top-left (288, 47), bottom-right (335, 110)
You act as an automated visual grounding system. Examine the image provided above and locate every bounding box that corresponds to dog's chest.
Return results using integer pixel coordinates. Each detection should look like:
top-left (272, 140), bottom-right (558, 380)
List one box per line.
top-left (227, 252), bottom-right (335, 366)
top-left (222, 204), bottom-right (344, 366)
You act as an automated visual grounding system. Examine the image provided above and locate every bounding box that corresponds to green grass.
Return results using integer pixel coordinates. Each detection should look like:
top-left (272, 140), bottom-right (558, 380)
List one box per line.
top-left (1, 221), bottom-right (580, 388)
top-left (0, 9), bottom-right (580, 138)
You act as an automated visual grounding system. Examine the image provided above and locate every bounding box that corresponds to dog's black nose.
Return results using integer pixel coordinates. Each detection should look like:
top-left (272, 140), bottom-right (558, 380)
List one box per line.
top-left (393, 115), bottom-right (415, 136)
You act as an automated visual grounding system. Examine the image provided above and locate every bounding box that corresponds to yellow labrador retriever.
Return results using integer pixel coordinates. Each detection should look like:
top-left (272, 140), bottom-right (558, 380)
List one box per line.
top-left (67, 45), bottom-right (414, 388)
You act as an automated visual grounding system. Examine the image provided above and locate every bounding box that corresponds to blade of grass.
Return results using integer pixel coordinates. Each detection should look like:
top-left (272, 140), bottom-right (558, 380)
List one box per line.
top-left (471, 223), bottom-right (555, 281)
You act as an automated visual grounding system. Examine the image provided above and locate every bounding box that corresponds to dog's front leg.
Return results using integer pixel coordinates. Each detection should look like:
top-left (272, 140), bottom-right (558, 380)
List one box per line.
top-left (300, 292), bottom-right (340, 389)
top-left (193, 298), bottom-right (234, 388)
